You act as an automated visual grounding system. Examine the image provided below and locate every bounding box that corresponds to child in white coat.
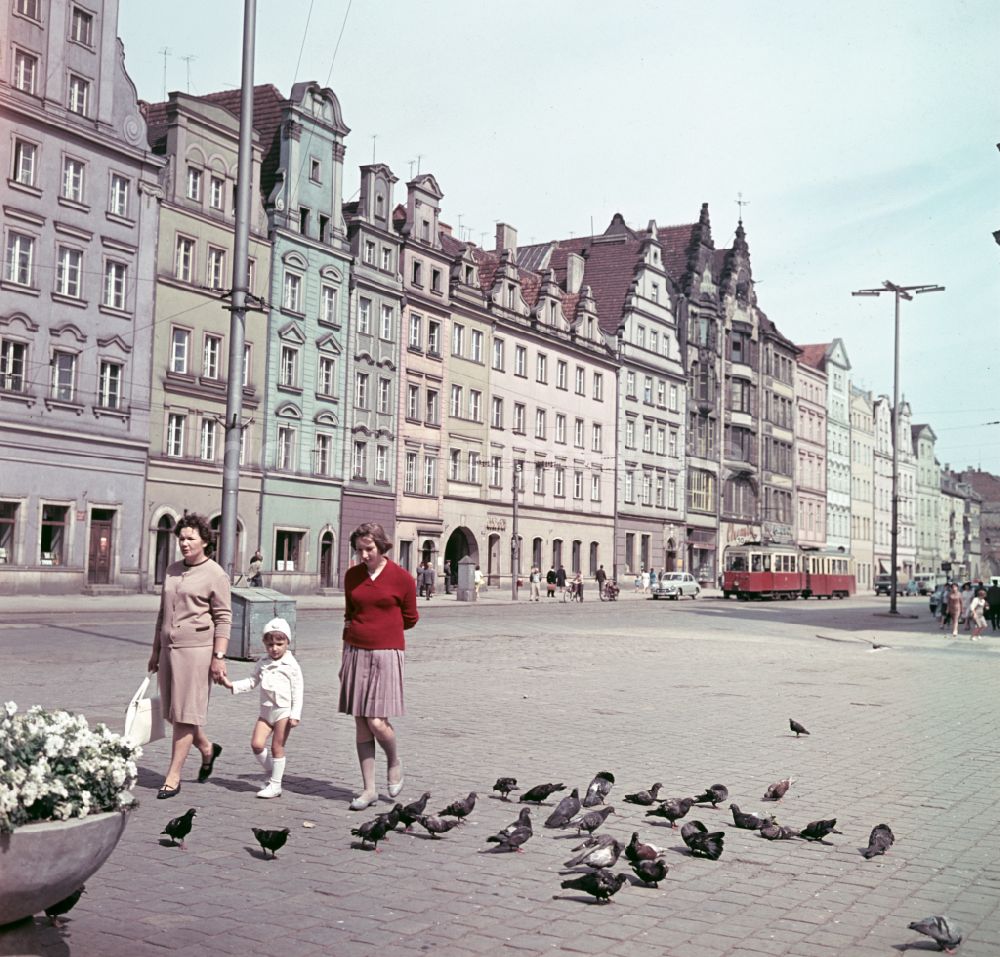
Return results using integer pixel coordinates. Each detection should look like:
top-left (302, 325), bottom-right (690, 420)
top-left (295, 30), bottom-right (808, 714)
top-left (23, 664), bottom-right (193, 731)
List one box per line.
top-left (221, 617), bottom-right (303, 798)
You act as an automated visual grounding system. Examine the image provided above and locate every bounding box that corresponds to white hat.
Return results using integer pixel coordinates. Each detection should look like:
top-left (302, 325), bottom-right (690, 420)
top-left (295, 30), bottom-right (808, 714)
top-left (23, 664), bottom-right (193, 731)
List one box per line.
top-left (263, 617), bottom-right (292, 640)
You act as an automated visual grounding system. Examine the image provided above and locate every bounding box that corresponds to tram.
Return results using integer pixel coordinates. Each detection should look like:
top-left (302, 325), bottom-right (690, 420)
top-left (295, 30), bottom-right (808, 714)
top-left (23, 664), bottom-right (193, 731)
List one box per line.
top-left (721, 543), bottom-right (855, 600)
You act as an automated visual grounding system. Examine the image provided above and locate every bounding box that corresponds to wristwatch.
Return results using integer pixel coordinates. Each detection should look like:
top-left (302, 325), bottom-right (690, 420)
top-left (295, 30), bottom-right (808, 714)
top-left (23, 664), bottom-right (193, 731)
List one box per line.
top-left (213, 652), bottom-right (226, 660)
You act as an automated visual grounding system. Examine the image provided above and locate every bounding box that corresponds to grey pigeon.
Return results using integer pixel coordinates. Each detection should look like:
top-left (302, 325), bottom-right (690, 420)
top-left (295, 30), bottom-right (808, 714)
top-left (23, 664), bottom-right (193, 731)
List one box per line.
top-left (565, 805), bottom-right (616, 835)
top-left (681, 820), bottom-right (725, 860)
top-left (544, 788), bottom-right (581, 828)
top-left (564, 838), bottom-right (622, 870)
top-left (417, 815), bottom-right (463, 838)
top-left (520, 782), bottom-right (565, 804)
top-left (862, 823), bottom-right (895, 859)
top-left (763, 778), bottom-right (793, 801)
top-left (693, 783), bottom-right (729, 808)
top-left (630, 858), bottom-right (668, 887)
top-left (252, 826), bottom-right (289, 858)
top-left (759, 822), bottom-right (799, 840)
top-left (789, 718), bottom-right (810, 737)
top-left (351, 816), bottom-right (390, 851)
top-left (486, 824), bottom-right (532, 853)
top-left (907, 915), bottom-right (962, 953)
top-left (162, 808), bottom-right (197, 848)
top-left (799, 818), bottom-right (840, 843)
top-left (624, 831), bottom-right (666, 864)
top-left (493, 777), bottom-right (518, 800)
top-left (730, 803), bottom-right (775, 830)
top-left (487, 807), bottom-right (532, 843)
top-left (581, 770), bottom-right (615, 807)
top-left (397, 791), bottom-right (431, 830)
top-left (646, 796), bottom-right (694, 827)
top-left (558, 868), bottom-right (628, 904)
top-left (570, 832), bottom-right (615, 852)
top-left (438, 791), bottom-right (477, 819)
top-left (623, 783), bottom-right (663, 806)
top-left (44, 886), bottom-right (85, 926)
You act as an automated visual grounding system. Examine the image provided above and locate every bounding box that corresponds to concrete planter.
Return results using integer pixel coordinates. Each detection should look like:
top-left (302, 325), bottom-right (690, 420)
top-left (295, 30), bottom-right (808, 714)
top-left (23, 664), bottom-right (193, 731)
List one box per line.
top-left (0, 806), bottom-right (131, 926)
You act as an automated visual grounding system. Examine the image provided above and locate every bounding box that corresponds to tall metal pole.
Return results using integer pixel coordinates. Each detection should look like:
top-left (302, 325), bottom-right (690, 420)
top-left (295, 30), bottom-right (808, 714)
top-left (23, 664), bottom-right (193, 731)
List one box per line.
top-left (511, 461), bottom-right (521, 600)
top-left (218, 0), bottom-right (256, 581)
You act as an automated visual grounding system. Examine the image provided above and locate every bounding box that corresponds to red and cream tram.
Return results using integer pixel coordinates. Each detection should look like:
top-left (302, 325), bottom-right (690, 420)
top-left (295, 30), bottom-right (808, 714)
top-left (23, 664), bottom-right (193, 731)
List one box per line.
top-left (722, 543), bottom-right (855, 600)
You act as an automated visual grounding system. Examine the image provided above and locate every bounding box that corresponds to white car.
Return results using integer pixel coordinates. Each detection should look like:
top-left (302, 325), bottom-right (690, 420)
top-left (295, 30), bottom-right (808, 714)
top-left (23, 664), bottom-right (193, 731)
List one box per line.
top-left (651, 572), bottom-right (700, 600)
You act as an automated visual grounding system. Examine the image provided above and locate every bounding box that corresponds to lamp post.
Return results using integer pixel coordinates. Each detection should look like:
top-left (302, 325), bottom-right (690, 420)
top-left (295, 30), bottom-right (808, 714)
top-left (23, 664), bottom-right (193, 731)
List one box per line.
top-left (511, 460), bottom-right (522, 600)
top-left (851, 281), bottom-right (944, 614)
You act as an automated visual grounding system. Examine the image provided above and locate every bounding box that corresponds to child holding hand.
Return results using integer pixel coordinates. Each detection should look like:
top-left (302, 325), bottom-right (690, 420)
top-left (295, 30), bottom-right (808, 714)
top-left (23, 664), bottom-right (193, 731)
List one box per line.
top-left (221, 617), bottom-right (303, 798)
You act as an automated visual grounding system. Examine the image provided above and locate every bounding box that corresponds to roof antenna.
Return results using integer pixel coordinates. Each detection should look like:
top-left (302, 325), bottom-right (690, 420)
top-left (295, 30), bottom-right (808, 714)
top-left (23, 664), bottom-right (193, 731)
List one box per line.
top-left (158, 47), bottom-right (171, 100)
top-left (180, 54), bottom-right (196, 93)
top-left (735, 191), bottom-right (750, 225)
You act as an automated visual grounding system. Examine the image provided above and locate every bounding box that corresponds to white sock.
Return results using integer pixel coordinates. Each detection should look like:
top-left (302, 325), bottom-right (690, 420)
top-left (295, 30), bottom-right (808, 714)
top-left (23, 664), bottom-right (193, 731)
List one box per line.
top-left (254, 748), bottom-right (272, 772)
top-left (269, 756), bottom-right (286, 786)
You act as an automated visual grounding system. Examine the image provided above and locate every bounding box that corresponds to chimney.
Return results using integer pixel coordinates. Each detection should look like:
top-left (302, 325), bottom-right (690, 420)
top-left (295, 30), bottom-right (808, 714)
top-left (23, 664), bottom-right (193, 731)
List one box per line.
top-left (566, 252), bottom-right (585, 294)
top-left (495, 222), bottom-right (517, 255)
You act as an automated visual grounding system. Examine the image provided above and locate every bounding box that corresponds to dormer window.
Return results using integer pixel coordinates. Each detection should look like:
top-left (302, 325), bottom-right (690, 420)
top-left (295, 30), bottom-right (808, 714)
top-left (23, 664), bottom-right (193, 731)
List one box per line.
top-left (309, 158), bottom-right (321, 183)
top-left (298, 207), bottom-right (310, 236)
top-left (375, 193), bottom-right (385, 218)
top-left (506, 284), bottom-right (516, 309)
top-left (421, 219), bottom-right (430, 241)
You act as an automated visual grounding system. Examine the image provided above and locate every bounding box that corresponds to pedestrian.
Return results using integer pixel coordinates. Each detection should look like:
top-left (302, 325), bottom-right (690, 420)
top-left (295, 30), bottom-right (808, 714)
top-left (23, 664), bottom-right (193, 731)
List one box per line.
top-left (960, 582), bottom-right (974, 631)
top-left (147, 512), bottom-right (232, 800)
top-left (529, 565), bottom-right (542, 601)
top-left (247, 549), bottom-right (263, 587)
top-left (572, 571), bottom-right (584, 601)
top-left (340, 522), bottom-right (418, 810)
top-left (556, 563), bottom-right (567, 601)
top-left (969, 588), bottom-right (987, 640)
top-left (474, 565), bottom-right (483, 596)
top-left (418, 561), bottom-right (435, 600)
top-left (443, 558), bottom-right (452, 595)
top-left (649, 569), bottom-right (658, 589)
top-left (221, 617), bottom-right (303, 799)
top-left (546, 565), bottom-right (557, 598)
top-left (641, 568), bottom-right (650, 593)
top-left (634, 572), bottom-right (642, 593)
top-left (986, 581), bottom-right (1000, 632)
top-left (595, 564), bottom-right (607, 599)
top-left (945, 583), bottom-right (963, 638)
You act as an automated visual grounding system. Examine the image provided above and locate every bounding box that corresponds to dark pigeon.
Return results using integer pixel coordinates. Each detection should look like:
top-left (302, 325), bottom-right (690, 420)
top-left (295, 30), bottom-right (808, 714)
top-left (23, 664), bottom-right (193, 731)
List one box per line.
top-left (907, 915), bottom-right (962, 953)
top-left (44, 886), bottom-right (85, 926)
top-left (693, 783), bottom-right (729, 808)
top-left (486, 824), bottom-right (532, 853)
top-left (759, 822), bottom-right (799, 841)
top-left (162, 808), bottom-right (197, 848)
top-left (493, 777), bottom-right (518, 800)
top-left (565, 805), bottom-right (616, 835)
top-left (558, 868), bottom-right (628, 904)
top-left (351, 816), bottom-right (391, 851)
top-left (862, 823), bottom-right (895, 859)
top-left (624, 831), bottom-right (666, 865)
top-left (397, 791), bottom-right (432, 830)
top-left (630, 858), bottom-right (669, 887)
top-left (564, 838), bottom-right (622, 870)
top-left (789, 718), bottom-right (810, 737)
top-left (487, 807), bottom-right (533, 844)
top-left (799, 818), bottom-right (840, 843)
top-left (581, 771), bottom-right (615, 807)
top-left (623, 783), bottom-right (663, 806)
top-left (374, 804), bottom-right (404, 832)
top-left (646, 797), bottom-right (694, 827)
top-left (252, 826), bottom-right (289, 858)
top-left (438, 791), bottom-right (477, 819)
top-left (520, 782), bottom-right (565, 804)
top-left (544, 788), bottom-right (581, 828)
top-left (680, 820), bottom-right (725, 860)
top-left (417, 815), bottom-right (463, 838)
top-left (763, 778), bottom-right (793, 801)
top-left (730, 803), bottom-right (775, 830)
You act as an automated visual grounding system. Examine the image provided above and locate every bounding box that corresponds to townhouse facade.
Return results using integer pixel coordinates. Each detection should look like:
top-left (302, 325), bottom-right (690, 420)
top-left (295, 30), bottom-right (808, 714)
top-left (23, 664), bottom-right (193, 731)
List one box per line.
top-left (759, 316), bottom-right (799, 545)
top-left (849, 387), bottom-right (875, 590)
top-left (911, 423), bottom-right (939, 578)
top-left (872, 396), bottom-right (893, 575)
top-left (895, 401), bottom-right (917, 578)
top-left (794, 357), bottom-right (827, 549)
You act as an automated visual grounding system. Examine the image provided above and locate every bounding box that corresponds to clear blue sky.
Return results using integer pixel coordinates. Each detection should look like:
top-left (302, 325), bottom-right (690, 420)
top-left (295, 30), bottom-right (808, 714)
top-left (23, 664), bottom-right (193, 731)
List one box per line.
top-left (118, 0), bottom-right (1000, 474)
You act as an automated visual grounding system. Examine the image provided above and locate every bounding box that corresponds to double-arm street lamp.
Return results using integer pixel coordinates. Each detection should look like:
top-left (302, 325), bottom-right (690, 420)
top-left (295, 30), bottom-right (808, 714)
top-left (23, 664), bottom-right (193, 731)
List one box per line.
top-left (851, 281), bottom-right (944, 614)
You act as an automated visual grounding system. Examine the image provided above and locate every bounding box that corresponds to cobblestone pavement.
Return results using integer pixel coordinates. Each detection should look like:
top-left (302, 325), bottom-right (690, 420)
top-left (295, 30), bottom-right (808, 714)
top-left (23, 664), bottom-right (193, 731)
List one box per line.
top-left (1, 592), bottom-right (998, 957)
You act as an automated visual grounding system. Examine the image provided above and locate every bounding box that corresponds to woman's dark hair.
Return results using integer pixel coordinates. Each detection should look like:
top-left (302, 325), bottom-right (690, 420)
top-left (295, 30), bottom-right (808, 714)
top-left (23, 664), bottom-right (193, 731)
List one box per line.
top-left (176, 513), bottom-right (215, 553)
top-left (350, 522), bottom-right (392, 554)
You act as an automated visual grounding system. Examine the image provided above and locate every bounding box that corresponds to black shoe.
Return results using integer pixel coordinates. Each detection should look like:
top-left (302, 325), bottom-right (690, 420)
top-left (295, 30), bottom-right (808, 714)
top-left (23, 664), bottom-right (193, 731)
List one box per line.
top-left (157, 782), bottom-right (181, 799)
top-left (197, 742), bottom-right (222, 782)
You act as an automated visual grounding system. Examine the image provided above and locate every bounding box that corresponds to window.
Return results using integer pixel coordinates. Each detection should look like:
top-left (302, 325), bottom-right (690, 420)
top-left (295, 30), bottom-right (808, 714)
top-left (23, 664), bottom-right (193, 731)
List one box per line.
top-left (462, 451), bottom-right (478, 484)
top-left (274, 530), bottom-right (304, 570)
top-left (650, 330), bottom-right (659, 354)
top-left (593, 373), bottom-right (603, 401)
top-left (449, 448), bottom-right (461, 482)
top-left (203, 335), bottom-right (222, 380)
top-left (469, 389), bottom-right (482, 422)
top-left (669, 429), bottom-right (678, 458)
top-left (40, 505), bottom-right (69, 565)
top-left (575, 366), bottom-right (585, 395)
top-left (591, 473), bottom-right (601, 502)
top-left (358, 298), bottom-right (371, 334)
top-left (514, 346), bottom-right (526, 377)
top-left (381, 247), bottom-right (393, 271)
top-left (1, 339), bottom-right (27, 392)
top-left (625, 371), bottom-right (635, 397)
top-left (669, 384), bottom-right (678, 411)
top-left (642, 424), bottom-right (652, 453)
top-left (355, 371), bottom-right (369, 408)
top-left (533, 463), bottom-right (545, 495)
top-left (380, 304), bottom-right (393, 340)
top-left (170, 328), bottom-right (190, 374)
top-left (643, 376), bottom-right (653, 403)
top-left (407, 384), bottom-right (420, 420)
top-left (0, 501), bottom-right (16, 561)
top-left (68, 74), bottom-right (90, 115)
top-left (166, 413), bottom-right (186, 457)
top-left (556, 360), bottom-right (567, 390)
top-left (13, 50), bottom-right (38, 94)
top-left (668, 479), bottom-right (677, 510)
top-left (5, 231), bottom-right (34, 286)
top-left (490, 339), bottom-right (505, 372)
top-left (731, 377), bottom-right (752, 413)
top-left (491, 396), bottom-right (504, 429)
top-left (657, 379), bottom-right (666, 406)
top-left (70, 6), bottom-right (94, 45)
top-left (186, 166), bottom-right (202, 202)
top-left (452, 323), bottom-right (464, 356)
top-left (175, 236), bottom-right (195, 282)
top-left (283, 272), bottom-right (302, 312)
top-left (554, 466), bottom-right (565, 497)
top-left (364, 240), bottom-right (376, 265)
top-left (353, 442), bottom-right (368, 479)
top-left (490, 455), bottom-right (502, 487)
top-left (62, 157), bottom-right (86, 202)
top-left (471, 329), bottom-right (483, 363)
top-left (16, 0), bottom-right (40, 19)
top-left (450, 384), bottom-right (463, 418)
top-left (110, 174), bottom-right (129, 217)
top-left (642, 473), bottom-right (652, 506)
top-left (431, 268), bottom-right (442, 292)
top-left (200, 419), bottom-right (217, 461)
top-left (412, 261), bottom-right (422, 285)
top-left (425, 388), bottom-right (439, 424)
top-left (375, 445), bottom-right (388, 482)
top-left (513, 403), bottom-right (526, 434)
top-left (624, 420), bottom-right (635, 449)
top-left (207, 246), bottom-right (226, 290)
top-left (730, 330), bottom-right (749, 363)
top-left (309, 158), bottom-right (321, 183)
top-left (427, 320), bottom-right (440, 356)
top-left (56, 246), bottom-right (83, 298)
top-left (555, 413), bottom-right (566, 444)
top-left (535, 408), bottom-right (547, 439)
top-left (318, 356), bottom-right (336, 397)
top-left (624, 470), bottom-right (634, 503)
top-left (209, 176), bottom-right (225, 210)
top-left (573, 470), bottom-right (584, 500)
top-left (423, 455), bottom-right (437, 495)
top-left (574, 418), bottom-right (584, 448)
top-left (404, 452), bottom-right (418, 493)
top-left (277, 426), bottom-right (296, 470)
top-left (280, 346), bottom-right (299, 388)
top-left (536, 353), bottom-right (548, 383)
top-left (687, 468), bottom-right (715, 513)
top-left (103, 260), bottom-right (127, 310)
top-left (408, 313), bottom-right (422, 349)
top-left (314, 433), bottom-right (332, 476)
top-left (591, 424), bottom-right (602, 453)
top-left (12, 139), bottom-right (37, 186)
top-left (242, 344), bottom-right (251, 386)
top-left (372, 377), bottom-right (390, 414)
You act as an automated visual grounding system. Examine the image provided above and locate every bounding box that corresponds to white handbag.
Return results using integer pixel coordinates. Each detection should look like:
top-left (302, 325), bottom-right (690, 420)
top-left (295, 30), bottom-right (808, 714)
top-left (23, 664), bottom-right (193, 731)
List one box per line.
top-left (124, 674), bottom-right (165, 747)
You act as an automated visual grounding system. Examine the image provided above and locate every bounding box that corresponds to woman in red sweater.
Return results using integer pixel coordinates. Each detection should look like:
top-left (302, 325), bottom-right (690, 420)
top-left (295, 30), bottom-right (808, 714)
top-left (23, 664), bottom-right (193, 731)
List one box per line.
top-left (340, 522), bottom-right (419, 809)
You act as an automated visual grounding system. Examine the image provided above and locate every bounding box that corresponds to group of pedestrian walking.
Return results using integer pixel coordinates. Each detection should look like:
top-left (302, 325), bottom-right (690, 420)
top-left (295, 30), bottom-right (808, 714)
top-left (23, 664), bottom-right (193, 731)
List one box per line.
top-left (938, 580), bottom-right (996, 639)
top-left (632, 568), bottom-right (662, 593)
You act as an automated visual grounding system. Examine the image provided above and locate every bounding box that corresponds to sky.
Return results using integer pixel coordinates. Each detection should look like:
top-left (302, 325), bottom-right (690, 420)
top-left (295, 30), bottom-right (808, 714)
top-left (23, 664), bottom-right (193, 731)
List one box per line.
top-left (118, 0), bottom-right (1000, 475)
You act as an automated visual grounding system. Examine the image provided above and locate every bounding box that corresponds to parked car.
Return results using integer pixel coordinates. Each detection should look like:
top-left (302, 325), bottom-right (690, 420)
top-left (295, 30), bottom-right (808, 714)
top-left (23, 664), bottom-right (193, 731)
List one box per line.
top-left (651, 572), bottom-right (700, 600)
top-left (874, 574), bottom-right (906, 596)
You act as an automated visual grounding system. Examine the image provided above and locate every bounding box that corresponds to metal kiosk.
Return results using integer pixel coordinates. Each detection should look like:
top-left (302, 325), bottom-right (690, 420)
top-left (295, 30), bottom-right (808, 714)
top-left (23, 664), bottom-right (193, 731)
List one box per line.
top-left (229, 587), bottom-right (296, 659)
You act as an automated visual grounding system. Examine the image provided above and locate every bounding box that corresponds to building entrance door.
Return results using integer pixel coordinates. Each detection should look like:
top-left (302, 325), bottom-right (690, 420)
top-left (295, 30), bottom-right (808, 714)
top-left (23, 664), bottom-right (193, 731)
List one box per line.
top-left (319, 531), bottom-right (335, 587)
top-left (88, 510), bottom-right (114, 584)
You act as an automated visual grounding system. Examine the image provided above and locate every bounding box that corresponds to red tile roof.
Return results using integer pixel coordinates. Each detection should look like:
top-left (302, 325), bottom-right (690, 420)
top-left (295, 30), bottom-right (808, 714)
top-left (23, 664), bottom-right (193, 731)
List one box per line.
top-left (959, 469), bottom-right (1000, 503)
top-left (797, 343), bottom-right (830, 370)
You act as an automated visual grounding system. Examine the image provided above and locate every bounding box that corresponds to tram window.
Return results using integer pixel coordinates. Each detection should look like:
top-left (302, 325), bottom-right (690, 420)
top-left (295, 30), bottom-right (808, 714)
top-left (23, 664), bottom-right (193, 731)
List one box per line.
top-left (728, 554), bottom-right (746, 571)
top-left (751, 554), bottom-right (763, 572)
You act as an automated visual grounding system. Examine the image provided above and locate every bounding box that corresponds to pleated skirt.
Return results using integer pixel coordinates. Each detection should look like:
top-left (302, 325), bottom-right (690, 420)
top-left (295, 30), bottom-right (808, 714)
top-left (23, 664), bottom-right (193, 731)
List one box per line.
top-left (338, 645), bottom-right (405, 717)
top-left (159, 644), bottom-right (213, 726)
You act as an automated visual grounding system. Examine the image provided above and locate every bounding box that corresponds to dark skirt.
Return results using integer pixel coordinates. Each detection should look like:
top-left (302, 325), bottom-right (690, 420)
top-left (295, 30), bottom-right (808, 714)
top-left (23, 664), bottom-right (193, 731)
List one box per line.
top-left (338, 645), bottom-right (405, 717)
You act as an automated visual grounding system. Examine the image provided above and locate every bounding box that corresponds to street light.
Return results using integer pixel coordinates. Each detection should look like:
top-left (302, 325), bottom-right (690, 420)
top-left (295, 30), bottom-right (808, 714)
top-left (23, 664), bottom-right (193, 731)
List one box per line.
top-left (851, 280), bottom-right (944, 614)
top-left (511, 461), bottom-right (522, 601)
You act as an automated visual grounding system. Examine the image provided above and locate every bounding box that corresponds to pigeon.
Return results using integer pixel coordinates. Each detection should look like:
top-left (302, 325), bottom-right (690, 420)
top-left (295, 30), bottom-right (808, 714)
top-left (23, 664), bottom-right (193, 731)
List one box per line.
top-left (161, 808), bottom-right (197, 848)
top-left (646, 797), bottom-right (694, 827)
top-left (493, 777), bottom-right (519, 800)
top-left (623, 783), bottom-right (663, 806)
top-left (759, 822), bottom-right (799, 841)
top-left (789, 718), bottom-right (810, 737)
top-left (693, 783), bottom-right (729, 808)
top-left (907, 915), bottom-right (962, 953)
top-left (763, 778), bottom-right (793, 801)
top-left (565, 805), bottom-right (616, 835)
top-left (417, 815), bottom-right (463, 838)
top-left (558, 868), bottom-right (628, 904)
top-left (681, 820), bottom-right (725, 860)
top-left (630, 858), bottom-right (669, 887)
top-left (520, 782), bottom-right (566, 804)
top-left (397, 792), bottom-right (432, 830)
top-left (252, 826), bottom-right (290, 858)
top-left (799, 818), bottom-right (840, 843)
top-left (730, 804), bottom-right (775, 830)
top-left (570, 832), bottom-right (615, 852)
top-left (374, 804), bottom-right (403, 832)
top-left (351, 816), bottom-right (391, 851)
top-left (862, 823), bottom-right (895, 859)
top-left (544, 788), bottom-right (581, 828)
top-left (486, 824), bottom-right (533, 853)
top-left (624, 831), bottom-right (666, 865)
top-left (438, 791), bottom-right (477, 819)
top-left (564, 838), bottom-right (622, 870)
top-left (487, 807), bottom-right (533, 844)
top-left (44, 886), bottom-right (85, 926)
top-left (581, 771), bottom-right (615, 807)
